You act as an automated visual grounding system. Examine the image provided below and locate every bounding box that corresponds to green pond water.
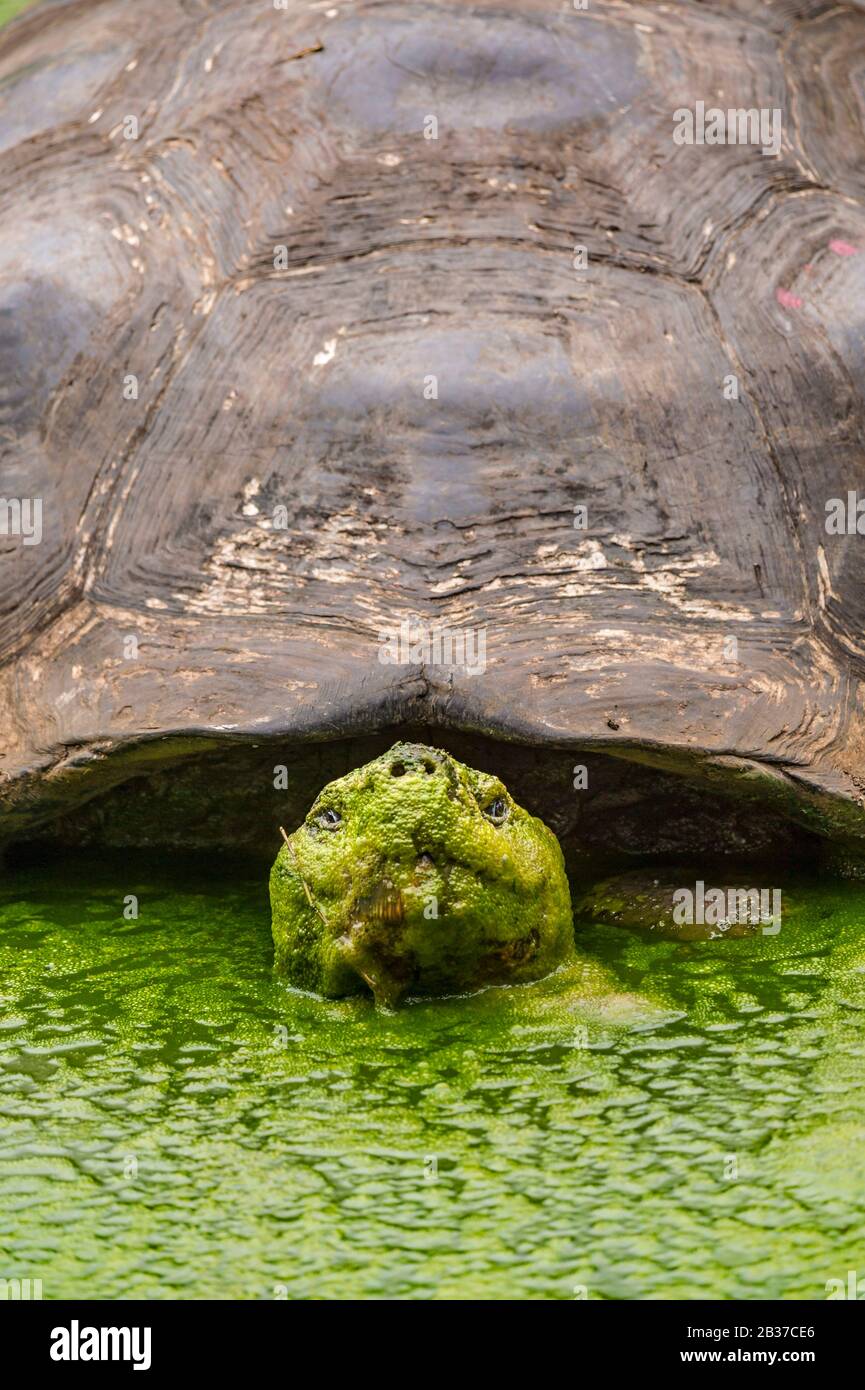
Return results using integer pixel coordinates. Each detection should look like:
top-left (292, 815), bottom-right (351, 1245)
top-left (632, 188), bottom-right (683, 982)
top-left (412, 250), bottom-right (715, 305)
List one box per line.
top-left (1, 853), bottom-right (864, 1301)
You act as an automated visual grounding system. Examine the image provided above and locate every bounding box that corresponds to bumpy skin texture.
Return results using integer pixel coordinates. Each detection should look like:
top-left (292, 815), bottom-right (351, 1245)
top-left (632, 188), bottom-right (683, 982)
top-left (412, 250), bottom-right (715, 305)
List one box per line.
top-left (270, 743), bottom-right (573, 1005)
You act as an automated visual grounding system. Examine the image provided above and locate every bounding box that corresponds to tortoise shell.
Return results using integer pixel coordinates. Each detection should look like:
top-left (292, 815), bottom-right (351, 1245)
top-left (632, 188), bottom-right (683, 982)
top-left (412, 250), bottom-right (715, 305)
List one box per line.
top-left (1, 0), bottom-right (864, 864)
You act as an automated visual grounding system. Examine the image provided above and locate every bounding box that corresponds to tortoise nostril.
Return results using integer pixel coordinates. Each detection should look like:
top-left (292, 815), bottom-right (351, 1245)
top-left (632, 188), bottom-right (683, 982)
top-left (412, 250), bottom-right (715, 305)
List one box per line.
top-left (389, 751), bottom-right (440, 778)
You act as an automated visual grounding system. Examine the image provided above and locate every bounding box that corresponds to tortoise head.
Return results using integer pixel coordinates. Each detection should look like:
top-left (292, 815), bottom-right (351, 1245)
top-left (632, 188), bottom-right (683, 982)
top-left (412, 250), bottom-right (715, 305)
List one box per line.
top-left (270, 742), bottom-right (573, 1006)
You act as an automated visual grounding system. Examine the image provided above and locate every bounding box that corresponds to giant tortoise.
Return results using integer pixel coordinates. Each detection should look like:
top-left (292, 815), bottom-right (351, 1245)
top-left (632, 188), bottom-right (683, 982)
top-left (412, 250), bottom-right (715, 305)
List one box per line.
top-left (3, 0), bottom-right (865, 974)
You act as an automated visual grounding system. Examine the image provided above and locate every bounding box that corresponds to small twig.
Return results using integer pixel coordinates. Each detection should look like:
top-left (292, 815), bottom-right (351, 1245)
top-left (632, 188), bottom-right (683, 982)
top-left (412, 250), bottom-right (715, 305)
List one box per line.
top-left (275, 41), bottom-right (324, 66)
top-left (279, 831), bottom-right (328, 925)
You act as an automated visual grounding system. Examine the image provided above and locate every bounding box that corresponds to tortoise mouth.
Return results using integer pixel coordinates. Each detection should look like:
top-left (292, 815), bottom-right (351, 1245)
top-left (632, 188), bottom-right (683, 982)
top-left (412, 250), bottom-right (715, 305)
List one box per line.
top-left (337, 919), bottom-right (411, 1009)
top-left (336, 912), bottom-right (543, 1009)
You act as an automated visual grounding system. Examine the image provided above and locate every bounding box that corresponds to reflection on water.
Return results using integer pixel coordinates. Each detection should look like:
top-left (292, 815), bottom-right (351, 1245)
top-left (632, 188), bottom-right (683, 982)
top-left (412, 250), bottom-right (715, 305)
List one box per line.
top-left (1, 853), bottom-right (864, 1300)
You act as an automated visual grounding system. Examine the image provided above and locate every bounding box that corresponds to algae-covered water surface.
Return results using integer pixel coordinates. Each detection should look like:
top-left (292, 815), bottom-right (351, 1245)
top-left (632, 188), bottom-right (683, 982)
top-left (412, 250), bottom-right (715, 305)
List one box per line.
top-left (1, 853), bottom-right (864, 1301)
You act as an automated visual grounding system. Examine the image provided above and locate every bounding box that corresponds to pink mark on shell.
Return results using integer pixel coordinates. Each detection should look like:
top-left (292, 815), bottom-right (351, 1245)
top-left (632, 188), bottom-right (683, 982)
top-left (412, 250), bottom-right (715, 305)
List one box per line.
top-left (829, 238), bottom-right (859, 256)
top-left (776, 287), bottom-right (803, 309)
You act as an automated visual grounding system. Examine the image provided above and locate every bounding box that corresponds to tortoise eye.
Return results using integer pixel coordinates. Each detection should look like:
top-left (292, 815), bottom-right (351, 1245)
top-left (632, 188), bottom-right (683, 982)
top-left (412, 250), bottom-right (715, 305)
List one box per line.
top-left (316, 808), bottom-right (342, 830)
top-left (483, 797), bottom-right (508, 824)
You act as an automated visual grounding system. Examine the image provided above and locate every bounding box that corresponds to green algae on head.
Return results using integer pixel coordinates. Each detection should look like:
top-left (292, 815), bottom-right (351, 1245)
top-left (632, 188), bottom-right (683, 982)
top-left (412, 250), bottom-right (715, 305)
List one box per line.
top-left (270, 742), bottom-right (573, 1006)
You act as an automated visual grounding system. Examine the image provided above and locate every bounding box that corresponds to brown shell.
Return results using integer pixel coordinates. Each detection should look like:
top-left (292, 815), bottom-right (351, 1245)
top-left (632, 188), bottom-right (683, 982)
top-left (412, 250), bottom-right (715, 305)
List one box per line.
top-left (1, 0), bottom-right (865, 855)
